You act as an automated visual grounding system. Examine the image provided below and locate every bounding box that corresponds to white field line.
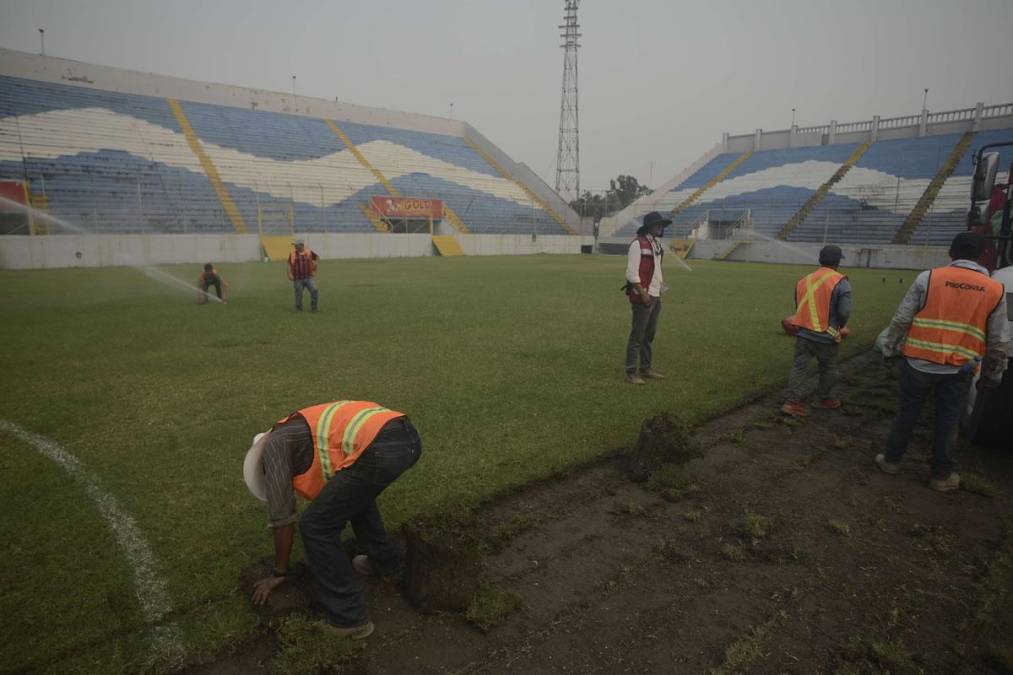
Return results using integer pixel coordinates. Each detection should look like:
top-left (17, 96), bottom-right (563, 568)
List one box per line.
top-left (0, 420), bottom-right (184, 664)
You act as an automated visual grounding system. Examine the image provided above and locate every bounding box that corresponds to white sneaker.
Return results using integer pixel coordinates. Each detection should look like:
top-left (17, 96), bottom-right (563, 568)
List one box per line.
top-left (352, 554), bottom-right (376, 576)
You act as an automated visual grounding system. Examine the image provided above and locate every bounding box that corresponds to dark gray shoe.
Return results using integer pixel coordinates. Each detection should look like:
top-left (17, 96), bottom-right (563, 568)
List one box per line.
top-left (874, 454), bottom-right (900, 475)
top-left (930, 473), bottom-right (960, 493)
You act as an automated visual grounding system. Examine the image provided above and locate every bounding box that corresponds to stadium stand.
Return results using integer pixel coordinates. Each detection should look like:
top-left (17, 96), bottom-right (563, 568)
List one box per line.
top-left (0, 73), bottom-right (567, 236)
top-left (614, 120), bottom-right (1013, 247)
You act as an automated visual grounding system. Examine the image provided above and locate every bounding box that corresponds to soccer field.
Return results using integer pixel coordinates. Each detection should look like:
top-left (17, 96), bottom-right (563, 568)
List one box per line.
top-left (0, 255), bottom-right (911, 672)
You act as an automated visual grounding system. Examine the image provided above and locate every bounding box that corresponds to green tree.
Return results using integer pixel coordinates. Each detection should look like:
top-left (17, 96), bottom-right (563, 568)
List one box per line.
top-left (609, 175), bottom-right (653, 210)
top-left (569, 174), bottom-right (653, 217)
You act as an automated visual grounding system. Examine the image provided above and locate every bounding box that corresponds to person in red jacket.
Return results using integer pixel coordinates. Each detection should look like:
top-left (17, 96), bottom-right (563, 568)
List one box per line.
top-left (245, 401), bottom-right (422, 638)
top-left (288, 239), bottom-right (319, 312)
top-left (623, 211), bottom-right (670, 384)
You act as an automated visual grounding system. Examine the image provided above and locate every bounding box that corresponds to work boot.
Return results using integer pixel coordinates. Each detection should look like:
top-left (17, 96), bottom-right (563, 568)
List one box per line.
top-left (811, 398), bottom-right (842, 410)
top-left (626, 371), bottom-right (646, 385)
top-left (930, 473), bottom-right (961, 493)
top-left (640, 368), bottom-right (665, 380)
top-left (352, 554), bottom-right (376, 577)
top-left (780, 401), bottom-right (808, 418)
top-left (321, 620), bottom-right (375, 640)
top-left (874, 454), bottom-right (900, 475)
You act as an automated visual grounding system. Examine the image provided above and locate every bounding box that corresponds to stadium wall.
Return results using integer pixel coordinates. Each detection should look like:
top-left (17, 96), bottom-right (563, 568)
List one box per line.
top-left (0, 233), bottom-right (581, 269)
top-left (687, 239), bottom-right (950, 270)
top-left (723, 103), bottom-right (1013, 154)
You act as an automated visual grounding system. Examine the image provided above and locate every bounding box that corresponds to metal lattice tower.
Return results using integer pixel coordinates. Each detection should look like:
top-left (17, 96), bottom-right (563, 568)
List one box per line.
top-left (555, 0), bottom-right (580, 202)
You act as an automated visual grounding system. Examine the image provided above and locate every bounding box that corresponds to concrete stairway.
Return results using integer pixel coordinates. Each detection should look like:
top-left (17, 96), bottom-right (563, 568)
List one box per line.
top-left (463, 137), bottom-right (573, 234)
top-left (671, 150), bottom-right (753, 215)
top-left (432, 235), bottom-right (464, 256)
top-left (359, 203), bottom-right (389, 232)
top-left (892, 131), bottom-right (976, 244)
top-left (777, 141), bottom-right (872, 240)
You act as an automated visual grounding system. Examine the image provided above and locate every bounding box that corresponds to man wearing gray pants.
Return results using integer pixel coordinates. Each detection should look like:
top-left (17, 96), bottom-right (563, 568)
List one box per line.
top-left (781, 245), bottom-right (852, 417)
top-left (624, 212), bottom-right (670, 384)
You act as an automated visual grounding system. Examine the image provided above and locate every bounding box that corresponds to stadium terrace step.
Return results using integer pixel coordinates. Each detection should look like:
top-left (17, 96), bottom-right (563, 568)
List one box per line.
top-left (441, 204), bottom-right (470, 234)
top-left (715, 240), bottom-right (744, 260)
top-left (778, 141), bottom-right (871, 240)
top-left (166, 98), bottom-right (248, 233)
top-left (462, 137), bottom-right (574, 235)
top-left (669, 238), bottom-right (695, 259)
top-left (432, 234), bottom-right (464, 256)
top-left (324, 119), bottom-right (401, 198)
top-left (360, 202), bottom-right (390, 232)
top-left (671, 150), bottom-right (753, 215)
top-left (259, 235), bottom-right (292, 262)
top-left (893, 131), bottom-right (976, 244)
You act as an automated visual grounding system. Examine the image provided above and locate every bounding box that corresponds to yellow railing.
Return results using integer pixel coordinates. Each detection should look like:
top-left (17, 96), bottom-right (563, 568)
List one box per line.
top-left (672, 150), bottom-right (753, 214)
top-left (778, 141), bottom-right (871, 239)
top-left (893, 131), bottom-right (976, 244)
top-left (463, 137), bottom-right (574, 234)
top-left (166, 98), bottom-right (248, 233)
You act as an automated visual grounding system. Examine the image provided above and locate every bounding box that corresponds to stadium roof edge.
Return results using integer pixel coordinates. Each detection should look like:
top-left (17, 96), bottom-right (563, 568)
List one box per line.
top-left (0, 47), bottom-right (464, 137)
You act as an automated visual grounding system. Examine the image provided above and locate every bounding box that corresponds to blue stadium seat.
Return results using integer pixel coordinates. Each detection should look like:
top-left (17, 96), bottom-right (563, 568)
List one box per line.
top-left (0, 74), bottom-right (565, 235)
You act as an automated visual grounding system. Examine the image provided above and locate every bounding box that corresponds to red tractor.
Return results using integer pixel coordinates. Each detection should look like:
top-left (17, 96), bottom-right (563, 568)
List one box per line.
top-left (960, 142), bottom-right (1013, 444)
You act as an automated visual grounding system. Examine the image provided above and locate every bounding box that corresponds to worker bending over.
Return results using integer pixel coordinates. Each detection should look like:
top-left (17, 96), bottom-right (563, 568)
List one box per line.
top-left (244, 401), bottom-right (422, 638)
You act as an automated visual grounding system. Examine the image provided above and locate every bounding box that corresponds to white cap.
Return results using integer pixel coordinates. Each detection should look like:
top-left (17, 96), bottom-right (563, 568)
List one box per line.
top-left (243, 431), bottom-right (272, 501)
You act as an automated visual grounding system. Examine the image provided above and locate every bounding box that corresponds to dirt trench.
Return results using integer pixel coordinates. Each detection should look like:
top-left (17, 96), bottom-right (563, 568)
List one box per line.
top-left (186, 351), bottom-right (1013, 674)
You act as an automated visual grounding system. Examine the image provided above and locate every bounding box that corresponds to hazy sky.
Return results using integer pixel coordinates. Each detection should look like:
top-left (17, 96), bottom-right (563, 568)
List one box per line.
top-left (1, 0), bottom-right (1011, 193)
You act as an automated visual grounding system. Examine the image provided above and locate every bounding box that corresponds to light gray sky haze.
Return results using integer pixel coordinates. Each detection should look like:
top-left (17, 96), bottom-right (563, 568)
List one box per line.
top-left (2, 0), bottom-right (1011, 192)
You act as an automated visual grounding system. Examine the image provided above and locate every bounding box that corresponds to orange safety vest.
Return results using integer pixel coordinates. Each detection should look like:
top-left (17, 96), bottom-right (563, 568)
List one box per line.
top-left (901, 265), bottom-right (1004, 367)
top-left (789, 267), bottom-right (846, 341)
top-left (274, 401), bottom-right (405, 500)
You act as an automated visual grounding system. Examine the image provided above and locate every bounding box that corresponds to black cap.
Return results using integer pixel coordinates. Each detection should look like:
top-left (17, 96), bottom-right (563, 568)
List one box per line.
top-left (818, 245), bottom-right (844, 266)
top-left (636, 211), bottom-right (673, 236)
top-left (948, 231), bottom-right (985, 261)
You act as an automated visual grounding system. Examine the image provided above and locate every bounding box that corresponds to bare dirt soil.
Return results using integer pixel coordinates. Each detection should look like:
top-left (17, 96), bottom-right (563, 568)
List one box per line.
top-left (184, 351), bottom-right (1013, 674)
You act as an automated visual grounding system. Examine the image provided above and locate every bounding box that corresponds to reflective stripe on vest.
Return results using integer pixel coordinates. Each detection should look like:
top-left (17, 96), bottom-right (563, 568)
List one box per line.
top-left (901, 266), bottom-right (1003, 367)
top-left (277, 401), bottom-right (405, 500)
top-left (790, 267), bottom-right (845, 336)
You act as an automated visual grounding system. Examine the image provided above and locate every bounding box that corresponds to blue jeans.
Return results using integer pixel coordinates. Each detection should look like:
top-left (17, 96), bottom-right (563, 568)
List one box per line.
top-left (293, 278), bottom-right (318, 310)
top-left (883, 360), bottom-right (971, 479)
top-left (299, 418), bottom-right (422, 627)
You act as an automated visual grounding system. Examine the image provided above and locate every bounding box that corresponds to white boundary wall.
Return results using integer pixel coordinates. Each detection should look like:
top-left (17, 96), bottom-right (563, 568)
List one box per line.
top-left (0, 234), bottom-right (581, 269)
top-left (688, 239), bottom-right (950, 270)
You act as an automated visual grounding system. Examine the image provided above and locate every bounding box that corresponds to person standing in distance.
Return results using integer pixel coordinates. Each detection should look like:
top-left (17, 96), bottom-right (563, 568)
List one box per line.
top-left (624, 211), bottom-right (670, 384)
top-left (288, 239), bottom-right (319, 312)
top-left (876, 232), bottom-right (1008, 492)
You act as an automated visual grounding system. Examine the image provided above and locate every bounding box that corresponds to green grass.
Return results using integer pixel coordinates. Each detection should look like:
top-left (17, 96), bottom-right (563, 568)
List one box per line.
top-left (465, 584), bottom-right (522, 631)
top-left (0, 256), bottom-right (909, 671)
top-left (273, 614), bottom-right (363, 674)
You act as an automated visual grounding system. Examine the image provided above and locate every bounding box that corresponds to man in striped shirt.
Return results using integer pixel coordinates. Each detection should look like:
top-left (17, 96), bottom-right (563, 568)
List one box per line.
top-left (288, 239), bottom-right (319, 312)
top-left (249, 407), bottom-right (422, 638)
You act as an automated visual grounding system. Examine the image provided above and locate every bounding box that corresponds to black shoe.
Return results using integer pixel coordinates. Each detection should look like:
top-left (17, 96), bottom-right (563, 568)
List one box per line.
top-left (295, 306), bottom-right (303, 311)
